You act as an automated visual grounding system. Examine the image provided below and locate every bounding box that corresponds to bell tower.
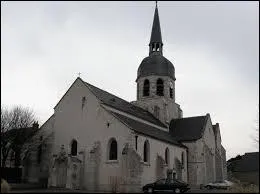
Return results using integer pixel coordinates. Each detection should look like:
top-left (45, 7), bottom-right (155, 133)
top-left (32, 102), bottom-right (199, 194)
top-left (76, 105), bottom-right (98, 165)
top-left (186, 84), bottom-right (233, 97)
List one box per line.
top-left (132, 2), bottom-right (183, 128)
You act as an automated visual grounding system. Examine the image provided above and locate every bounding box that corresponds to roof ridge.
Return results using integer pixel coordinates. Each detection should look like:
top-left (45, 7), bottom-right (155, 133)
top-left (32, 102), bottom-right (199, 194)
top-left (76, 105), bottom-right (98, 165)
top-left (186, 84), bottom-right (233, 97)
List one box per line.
top-left (83, 80), bottom-right (166, 128)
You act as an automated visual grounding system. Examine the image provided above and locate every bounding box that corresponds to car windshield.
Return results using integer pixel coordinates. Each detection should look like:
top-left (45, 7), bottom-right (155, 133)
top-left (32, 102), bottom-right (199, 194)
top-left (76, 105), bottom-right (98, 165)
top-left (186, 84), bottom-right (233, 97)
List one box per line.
top-left (156, 179), bottom-right (166, 184)
top-left (175, 180), bottom-right (186, 184)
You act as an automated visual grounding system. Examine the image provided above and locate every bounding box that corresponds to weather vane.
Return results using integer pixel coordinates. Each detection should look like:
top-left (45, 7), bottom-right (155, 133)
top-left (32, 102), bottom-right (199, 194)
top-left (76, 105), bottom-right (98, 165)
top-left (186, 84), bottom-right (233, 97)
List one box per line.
top-left (78, 72), bottom-right (81, 78)
top-left (156, 1), bottom-right (158, 8)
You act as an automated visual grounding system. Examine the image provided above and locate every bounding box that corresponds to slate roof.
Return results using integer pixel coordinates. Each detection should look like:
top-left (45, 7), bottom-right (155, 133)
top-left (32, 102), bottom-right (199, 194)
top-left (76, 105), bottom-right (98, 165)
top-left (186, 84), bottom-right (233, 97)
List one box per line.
top-left (169, 114), bottom-right (209, 141)
top-left (110, 111), bottom-right (186, 148)
top-left (150, 5), bottom-right (163, 44)
top-left (137, 54), bottom-right (175, 80)
top-left (229, 152), bottom-right (259, 172)
top-left (84, 81), bottom-right (166, 128)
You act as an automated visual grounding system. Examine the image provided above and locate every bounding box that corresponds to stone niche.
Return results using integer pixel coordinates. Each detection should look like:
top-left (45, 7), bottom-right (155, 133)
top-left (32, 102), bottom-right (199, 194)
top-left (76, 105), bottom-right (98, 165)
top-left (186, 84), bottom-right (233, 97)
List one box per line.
top-left (48, 145), bottom-right (82, 190)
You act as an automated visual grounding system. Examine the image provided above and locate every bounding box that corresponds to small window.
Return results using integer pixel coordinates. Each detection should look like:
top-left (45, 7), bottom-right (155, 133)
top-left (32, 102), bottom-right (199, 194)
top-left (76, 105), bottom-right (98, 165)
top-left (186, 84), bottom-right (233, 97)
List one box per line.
top-left (37, 145), bottom-right (42, 164)
top-left (156, 44), bottom-right (159, 51)
top-left (82, 96), bottom-right (86, 109)
top-left (135, 136), bottom-right (138, 151)
top-left (143, 79), bottom-right (150, 96)
top-left (181, 152), bottom-right (185, 167)
top-left (169, 87), bottom-right (173, 99)
top-left (143, 140), bottom-right (150, 163)
top-left (109, 138), bottom-right (117, 160)
top-left (71, 139), bottom-right (77, 156)
top-left (165, 148), bottom-right (169, 165)
top-left (156, 79), bottom-right (164, 96)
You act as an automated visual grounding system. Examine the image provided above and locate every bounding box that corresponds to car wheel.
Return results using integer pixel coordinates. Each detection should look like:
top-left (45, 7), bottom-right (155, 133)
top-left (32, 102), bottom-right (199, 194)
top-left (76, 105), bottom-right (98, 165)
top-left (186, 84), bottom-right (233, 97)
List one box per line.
top-left (174, 188), bottom-right (181, 193)
top-left (206, 185), bottom-right (212, 190)
top-left (148, 187), bottom-right (153, 193)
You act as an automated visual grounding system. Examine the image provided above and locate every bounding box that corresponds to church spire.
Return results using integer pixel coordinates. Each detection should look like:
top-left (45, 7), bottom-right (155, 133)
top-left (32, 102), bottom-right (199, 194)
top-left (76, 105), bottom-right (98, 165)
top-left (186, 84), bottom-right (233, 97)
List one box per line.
top-left (149, 1), bottom-right (163, 56)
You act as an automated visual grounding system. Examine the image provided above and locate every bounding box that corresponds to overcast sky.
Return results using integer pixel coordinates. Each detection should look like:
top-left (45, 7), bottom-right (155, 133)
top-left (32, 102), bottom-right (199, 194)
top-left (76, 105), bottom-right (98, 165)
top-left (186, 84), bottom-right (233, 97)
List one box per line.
top-left (1, 1), bottom-right (259, 160)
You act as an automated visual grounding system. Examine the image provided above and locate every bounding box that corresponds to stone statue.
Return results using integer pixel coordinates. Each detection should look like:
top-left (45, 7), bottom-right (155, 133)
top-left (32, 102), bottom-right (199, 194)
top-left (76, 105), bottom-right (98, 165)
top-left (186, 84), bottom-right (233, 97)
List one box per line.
top-left (56, 145), bottom-right (67, 164)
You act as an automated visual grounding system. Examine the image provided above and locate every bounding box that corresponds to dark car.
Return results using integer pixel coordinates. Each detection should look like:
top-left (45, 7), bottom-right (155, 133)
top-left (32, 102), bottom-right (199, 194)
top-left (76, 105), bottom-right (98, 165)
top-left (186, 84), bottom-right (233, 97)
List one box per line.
top-left (143, 178), bottom-right (190, 193)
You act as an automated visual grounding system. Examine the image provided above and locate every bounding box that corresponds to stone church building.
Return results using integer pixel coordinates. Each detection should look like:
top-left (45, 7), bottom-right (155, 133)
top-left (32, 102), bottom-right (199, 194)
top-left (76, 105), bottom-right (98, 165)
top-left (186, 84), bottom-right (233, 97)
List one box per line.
top-left (21, 3), bottom-right (227, 192)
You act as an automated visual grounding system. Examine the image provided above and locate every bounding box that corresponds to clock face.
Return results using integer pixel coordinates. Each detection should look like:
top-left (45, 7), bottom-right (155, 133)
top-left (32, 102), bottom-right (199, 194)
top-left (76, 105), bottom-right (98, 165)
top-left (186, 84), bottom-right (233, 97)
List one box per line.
top-left (169, 81), bottom-right (173, 88)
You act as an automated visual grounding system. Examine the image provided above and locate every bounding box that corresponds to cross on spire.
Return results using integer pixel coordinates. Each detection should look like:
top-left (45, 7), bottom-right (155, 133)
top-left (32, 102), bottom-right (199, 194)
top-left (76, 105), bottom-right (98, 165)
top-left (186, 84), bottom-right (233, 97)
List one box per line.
top-left (78, 72), bottom-right (81, 78)
top-left (156, 1), bottom-right (158, 8)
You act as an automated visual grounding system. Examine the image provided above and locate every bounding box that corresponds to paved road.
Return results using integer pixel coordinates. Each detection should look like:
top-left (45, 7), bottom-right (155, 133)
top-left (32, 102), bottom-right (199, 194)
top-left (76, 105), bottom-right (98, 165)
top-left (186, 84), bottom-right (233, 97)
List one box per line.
top-left (10, 188), bottom-right (229, 193)
top-left (188, 188), bottom-right (229, 193)
top-left (10, 188), bottom-right (112, 193)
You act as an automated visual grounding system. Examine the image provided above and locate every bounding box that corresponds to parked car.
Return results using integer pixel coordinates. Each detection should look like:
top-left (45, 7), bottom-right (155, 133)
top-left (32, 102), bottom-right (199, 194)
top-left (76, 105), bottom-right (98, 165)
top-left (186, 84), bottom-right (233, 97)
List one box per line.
top-left (143, 178), bottom-right (190, 193)
top-left (204, 180), bottom-right (234, 190)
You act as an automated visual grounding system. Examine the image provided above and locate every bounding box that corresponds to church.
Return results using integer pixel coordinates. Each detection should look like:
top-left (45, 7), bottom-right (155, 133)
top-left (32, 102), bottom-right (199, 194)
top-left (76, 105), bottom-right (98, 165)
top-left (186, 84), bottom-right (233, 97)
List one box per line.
top-left (21, 3), bottom-right (227, 192)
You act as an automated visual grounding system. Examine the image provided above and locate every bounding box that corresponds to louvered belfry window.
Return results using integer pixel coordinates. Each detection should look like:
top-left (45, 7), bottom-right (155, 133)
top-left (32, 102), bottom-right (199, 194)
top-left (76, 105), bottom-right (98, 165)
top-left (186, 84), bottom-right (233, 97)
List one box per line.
top-left (143, 79), bottom-right (150, 96)
top-left (156, 78), bottom-right (164, 96)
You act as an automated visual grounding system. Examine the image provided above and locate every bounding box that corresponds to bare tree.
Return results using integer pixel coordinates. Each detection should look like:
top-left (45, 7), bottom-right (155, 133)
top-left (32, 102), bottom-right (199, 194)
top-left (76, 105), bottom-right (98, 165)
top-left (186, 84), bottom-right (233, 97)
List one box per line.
top-left (1, 106), bottom-right (11, 133)
top-left (1, 105), bottom-right (36, 132)
top-left (253, 118), bottom-right (259, 146)
top-left (1, 105), bottom-right (38, 167)
top-left (251, 107), bottom-right (259, 149)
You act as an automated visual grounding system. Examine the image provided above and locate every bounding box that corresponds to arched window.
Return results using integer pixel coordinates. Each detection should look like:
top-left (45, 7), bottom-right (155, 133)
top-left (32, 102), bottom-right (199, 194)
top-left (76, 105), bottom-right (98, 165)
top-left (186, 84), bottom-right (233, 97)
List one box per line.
top-left (37, 145), bottom-right (42, 164)
top-left (165, 148), bottom-right (169, 165)
top-left (169, 84), bottom-right (173, 99)
top-left (143, 140), bottom-right (150, 163)
top-left (143, 79), bottom-right (150, 96)
top-left (181, 152), bottom-right (185, 167)
top-left (156, 79), bottom-right (164, 96)
top-left (109, 138), bottom-right (117, 160)
top-left (169, 88), bottom-right (173, 99)
top-left (71, 139), bottom-right (78, 156)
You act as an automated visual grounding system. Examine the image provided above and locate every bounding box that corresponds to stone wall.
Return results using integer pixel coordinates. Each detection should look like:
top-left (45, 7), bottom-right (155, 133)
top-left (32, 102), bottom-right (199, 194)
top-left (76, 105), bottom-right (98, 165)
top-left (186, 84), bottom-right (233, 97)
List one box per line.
top-left (221, 145), bottom-right (227, 180)
top-left (184, 140), bottom-right (204, 186)
top-left (204, 144), bottom-right (214, 184)
top-left (215, 151), bottom-right (223, 181)
top-left (85, 141), bottom-right (101, 191)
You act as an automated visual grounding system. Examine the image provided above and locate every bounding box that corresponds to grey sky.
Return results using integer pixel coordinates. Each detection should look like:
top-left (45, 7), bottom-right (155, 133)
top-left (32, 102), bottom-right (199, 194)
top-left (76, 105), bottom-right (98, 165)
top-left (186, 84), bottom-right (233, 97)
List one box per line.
top-left (1, 1), bottom-right (259, 160)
